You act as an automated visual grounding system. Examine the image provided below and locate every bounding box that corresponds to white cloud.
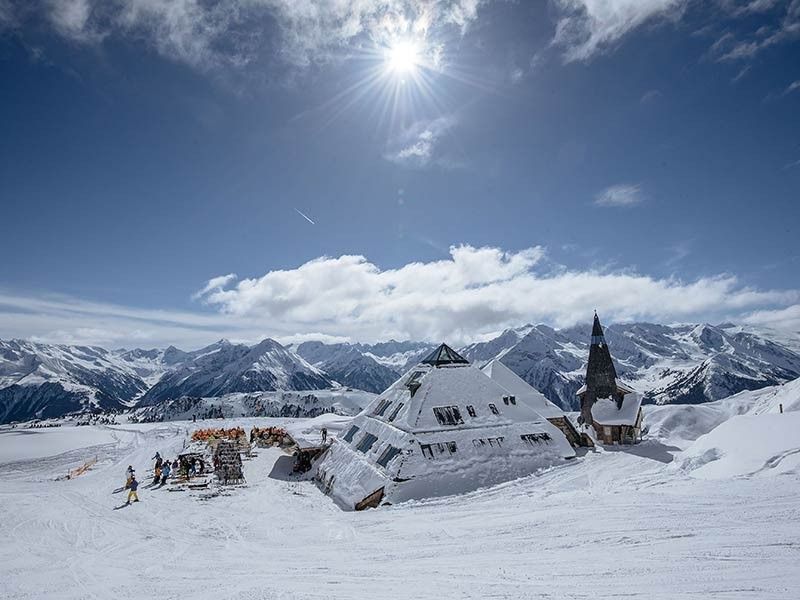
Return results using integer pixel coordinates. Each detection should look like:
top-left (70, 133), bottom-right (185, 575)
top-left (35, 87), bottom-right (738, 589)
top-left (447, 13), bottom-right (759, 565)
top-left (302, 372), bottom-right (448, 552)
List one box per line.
top-left (640, 89), bottom-right (662, 104)
top-left (45, 0), bottom-right (101, 42)
top-left (0, 1), bottom-right (14, 27)
top-left (193, 244), bottom-right (799, 345)
top-left (192, 273), bottom-right (237, 300)
top-left (3, 0), bottom-right (485, 71)
top-left (784, 79), bottom-right (800, 94)
top-left (744, 303), bottom-right (800, 329)
top-left (385, 115), bottom-right (459, 168)
top-left (594, 183), bottom-right (643, 207)
top-left (552, 0), bottom-right (686, 62)
top-left (2, 245), bottom-right (798, 348)
top-left (709, 0), bottom-right (800, 62)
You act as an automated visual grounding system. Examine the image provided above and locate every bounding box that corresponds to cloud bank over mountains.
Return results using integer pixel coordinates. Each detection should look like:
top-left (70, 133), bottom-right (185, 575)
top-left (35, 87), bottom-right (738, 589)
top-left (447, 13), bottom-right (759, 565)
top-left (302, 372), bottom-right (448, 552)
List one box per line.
top-left (1, 245), bottom-right (797, 349)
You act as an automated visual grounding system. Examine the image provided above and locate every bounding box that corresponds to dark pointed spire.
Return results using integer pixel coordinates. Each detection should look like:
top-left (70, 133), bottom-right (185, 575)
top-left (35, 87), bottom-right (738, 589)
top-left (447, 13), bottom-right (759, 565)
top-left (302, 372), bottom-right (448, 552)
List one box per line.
top-left (585, 313), bottom-right (617, 395)
top-left (591, 311), bottom-right (605, 344)
top-left (420, 343), bottom-right (469, 366)
top-left (580, 313), bottom-right (620, 426)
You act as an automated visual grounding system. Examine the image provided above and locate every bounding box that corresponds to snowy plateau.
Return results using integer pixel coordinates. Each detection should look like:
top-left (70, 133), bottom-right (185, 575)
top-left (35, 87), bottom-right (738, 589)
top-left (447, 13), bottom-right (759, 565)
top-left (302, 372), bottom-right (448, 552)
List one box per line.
top-left (1, 378), bottom-right (800, 599)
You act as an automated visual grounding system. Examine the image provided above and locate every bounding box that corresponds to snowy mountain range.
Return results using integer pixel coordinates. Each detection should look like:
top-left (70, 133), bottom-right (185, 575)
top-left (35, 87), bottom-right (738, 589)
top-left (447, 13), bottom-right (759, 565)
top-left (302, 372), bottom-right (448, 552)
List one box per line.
top-left (1, 321), bottom-right (799, 422)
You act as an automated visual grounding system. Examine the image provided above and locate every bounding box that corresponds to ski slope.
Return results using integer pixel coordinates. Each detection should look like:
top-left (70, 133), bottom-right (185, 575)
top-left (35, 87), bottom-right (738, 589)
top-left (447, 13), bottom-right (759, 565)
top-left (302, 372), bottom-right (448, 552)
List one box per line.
top-left (1, 407), bottom-right (799, 599)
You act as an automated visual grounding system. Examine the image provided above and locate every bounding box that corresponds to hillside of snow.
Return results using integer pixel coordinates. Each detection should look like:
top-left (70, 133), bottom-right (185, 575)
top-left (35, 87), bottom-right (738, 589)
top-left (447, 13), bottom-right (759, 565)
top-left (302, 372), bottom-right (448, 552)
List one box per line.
top-left (1, 378), bottom-right (799, 598)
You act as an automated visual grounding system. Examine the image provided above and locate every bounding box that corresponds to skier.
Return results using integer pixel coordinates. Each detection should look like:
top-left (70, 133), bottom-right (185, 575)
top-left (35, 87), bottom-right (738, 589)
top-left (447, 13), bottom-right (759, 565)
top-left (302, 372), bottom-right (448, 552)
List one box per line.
top-left (126, 475), bottom-right (140, 505)
top-left (160, 461), bottom-right (171, 485)
top-left (321, 427), bottom-right (328, 444)
top-left (125, 465), bottom-right (135, 488)
top-left (152, 451), bottom-right (162, 470)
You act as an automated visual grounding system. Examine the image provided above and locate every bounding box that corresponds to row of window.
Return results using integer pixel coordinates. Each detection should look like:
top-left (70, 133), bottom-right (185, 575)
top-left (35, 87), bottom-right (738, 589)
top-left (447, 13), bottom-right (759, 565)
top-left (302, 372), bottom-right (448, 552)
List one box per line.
top-left (341, 425), bottom-right (403, 469)
top-left (371, 400), bottom-right (405, 422)
top-left (432, 402), bottom-right (501, 426)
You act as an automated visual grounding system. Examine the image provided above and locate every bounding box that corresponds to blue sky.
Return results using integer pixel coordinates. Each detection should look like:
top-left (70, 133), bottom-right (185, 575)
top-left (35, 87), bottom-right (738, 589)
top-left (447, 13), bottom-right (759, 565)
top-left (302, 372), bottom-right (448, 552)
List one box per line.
top-left (0, 0), bottom-right (799, 348)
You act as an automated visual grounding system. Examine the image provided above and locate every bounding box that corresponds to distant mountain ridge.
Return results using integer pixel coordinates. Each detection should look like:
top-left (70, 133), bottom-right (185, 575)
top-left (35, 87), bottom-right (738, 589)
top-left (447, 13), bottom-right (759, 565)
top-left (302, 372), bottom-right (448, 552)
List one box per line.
top-left (1, 321), bottom-right (799, 423)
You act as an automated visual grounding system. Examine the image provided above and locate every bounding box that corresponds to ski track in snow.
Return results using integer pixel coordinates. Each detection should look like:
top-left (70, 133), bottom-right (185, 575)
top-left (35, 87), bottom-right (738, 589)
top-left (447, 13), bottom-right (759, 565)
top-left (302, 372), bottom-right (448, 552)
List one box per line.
top-left (0, 418), bottom-right (798, 600)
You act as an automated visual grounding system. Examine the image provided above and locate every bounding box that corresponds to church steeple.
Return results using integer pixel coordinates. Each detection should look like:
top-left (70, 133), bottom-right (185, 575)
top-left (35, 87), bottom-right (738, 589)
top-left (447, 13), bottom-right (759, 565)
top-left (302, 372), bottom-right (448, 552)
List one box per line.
top-left (591, 311), bottom-right (606, 346)
top-left (579, 312), bottom-right (621, 425)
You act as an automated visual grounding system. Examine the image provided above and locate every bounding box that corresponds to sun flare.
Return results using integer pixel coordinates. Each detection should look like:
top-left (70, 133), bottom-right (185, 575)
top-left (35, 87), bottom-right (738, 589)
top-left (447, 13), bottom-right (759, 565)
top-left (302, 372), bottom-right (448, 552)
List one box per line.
top-left (385, 40), bottom-right (420, 74)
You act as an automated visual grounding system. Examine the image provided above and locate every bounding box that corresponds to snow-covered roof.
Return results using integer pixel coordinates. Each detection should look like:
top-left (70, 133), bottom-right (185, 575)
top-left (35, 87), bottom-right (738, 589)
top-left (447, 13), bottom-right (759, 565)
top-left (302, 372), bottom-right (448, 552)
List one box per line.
top-left (481, 359), bottom-right (564, 419)
top-left (362, 362), bottom-right (555, 433)
top-left (316, 355), bottom-right (576, 509)
top-left (591, 392), bottom-right (643, 426)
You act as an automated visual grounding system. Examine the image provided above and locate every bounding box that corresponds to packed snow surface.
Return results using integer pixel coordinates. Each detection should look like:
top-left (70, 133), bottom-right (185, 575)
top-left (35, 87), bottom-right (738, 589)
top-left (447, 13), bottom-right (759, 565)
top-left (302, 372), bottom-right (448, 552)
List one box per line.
top-left (1, 394), bottom-right (800, 599)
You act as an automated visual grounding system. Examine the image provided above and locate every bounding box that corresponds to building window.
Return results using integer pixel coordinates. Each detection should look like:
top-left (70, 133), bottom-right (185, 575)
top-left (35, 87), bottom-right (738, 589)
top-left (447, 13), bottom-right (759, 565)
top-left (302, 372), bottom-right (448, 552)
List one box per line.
top-left (503, 396), bottom-right (509, 405)
top-left (342, 425), bottom-right (359, 443)
top-left (373, 400), bottom-right (392, 417)
top-left (520, 432), bottom-right (552, 445)
top-left (387, 402), bottom-right (404, 422)
top-left (488, 403), bottom-right (499, 415)
top-left (466, 405), bottom-right (476, 418)
top-left (356, 433), bottom-right (378, 453)
top-left (420, 443), bottom-right (434, 459)
top-left (446, 441), bottom-right (457, 454)
top-left (509, 395), bottom-right (516, 405)
top-left (474, 437), bottom-right (505, 448)
top-left (432, 406), bottom-right (464, 426)
top-left (406, 371), bottom-right (426, 397)
top-left (377, 446), bottom-right (402, 467)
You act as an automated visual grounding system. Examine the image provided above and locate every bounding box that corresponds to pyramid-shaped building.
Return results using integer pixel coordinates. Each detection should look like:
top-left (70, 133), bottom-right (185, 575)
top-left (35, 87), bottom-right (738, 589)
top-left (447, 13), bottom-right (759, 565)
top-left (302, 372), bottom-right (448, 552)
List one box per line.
top-left (315, 344), bottom-right (575, 510)
top-left (481, 359), bottom-right (584, 447)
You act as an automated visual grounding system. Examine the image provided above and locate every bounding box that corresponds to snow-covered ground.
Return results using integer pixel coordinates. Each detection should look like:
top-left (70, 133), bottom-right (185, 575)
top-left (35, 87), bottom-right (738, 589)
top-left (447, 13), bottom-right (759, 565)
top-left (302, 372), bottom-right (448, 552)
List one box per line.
top-left (1, 394), bottom-right (799, 599)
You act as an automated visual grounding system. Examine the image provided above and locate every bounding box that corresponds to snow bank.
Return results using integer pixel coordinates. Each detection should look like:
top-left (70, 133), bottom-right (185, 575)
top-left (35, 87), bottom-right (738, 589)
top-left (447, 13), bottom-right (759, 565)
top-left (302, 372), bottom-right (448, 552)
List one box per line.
top-left (646, 376), bottom-right (800, 448)
top-left (674, 411), bottom-right (800, 480)
top-left (0, 425), bottom-right (118, 464)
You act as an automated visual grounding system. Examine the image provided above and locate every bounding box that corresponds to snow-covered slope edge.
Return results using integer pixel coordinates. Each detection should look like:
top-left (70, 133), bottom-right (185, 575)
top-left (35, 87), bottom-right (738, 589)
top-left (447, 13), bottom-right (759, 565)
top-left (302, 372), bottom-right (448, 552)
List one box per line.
top-left (129, 389), bottom-right (375, 422)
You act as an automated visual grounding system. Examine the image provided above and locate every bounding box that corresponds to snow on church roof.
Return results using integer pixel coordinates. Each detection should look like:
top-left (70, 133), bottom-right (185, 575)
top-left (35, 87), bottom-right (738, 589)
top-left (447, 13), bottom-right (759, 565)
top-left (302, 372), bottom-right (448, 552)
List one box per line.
top-left (481, 359), bottom-right (564, 419)
top-left (591, 392), bottom-right (643, 426)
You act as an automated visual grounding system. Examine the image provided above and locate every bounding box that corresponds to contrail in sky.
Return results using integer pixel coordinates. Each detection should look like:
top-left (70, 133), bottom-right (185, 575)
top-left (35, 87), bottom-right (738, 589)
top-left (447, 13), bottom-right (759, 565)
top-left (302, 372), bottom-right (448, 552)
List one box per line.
top-left (294, 208), bottom-right (316, 225)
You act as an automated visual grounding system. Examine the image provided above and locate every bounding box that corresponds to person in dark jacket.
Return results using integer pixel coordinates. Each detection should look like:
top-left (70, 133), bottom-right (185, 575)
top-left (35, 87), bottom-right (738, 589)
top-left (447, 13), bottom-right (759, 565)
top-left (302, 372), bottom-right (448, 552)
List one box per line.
top-left (126, 475), bottom-right (140, 504)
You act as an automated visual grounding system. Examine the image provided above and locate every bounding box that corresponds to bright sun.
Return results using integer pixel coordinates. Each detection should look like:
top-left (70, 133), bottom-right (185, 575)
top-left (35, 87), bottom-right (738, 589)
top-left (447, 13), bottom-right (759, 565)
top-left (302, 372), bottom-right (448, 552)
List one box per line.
top-left (386, 40), bottom-right (420, 74)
